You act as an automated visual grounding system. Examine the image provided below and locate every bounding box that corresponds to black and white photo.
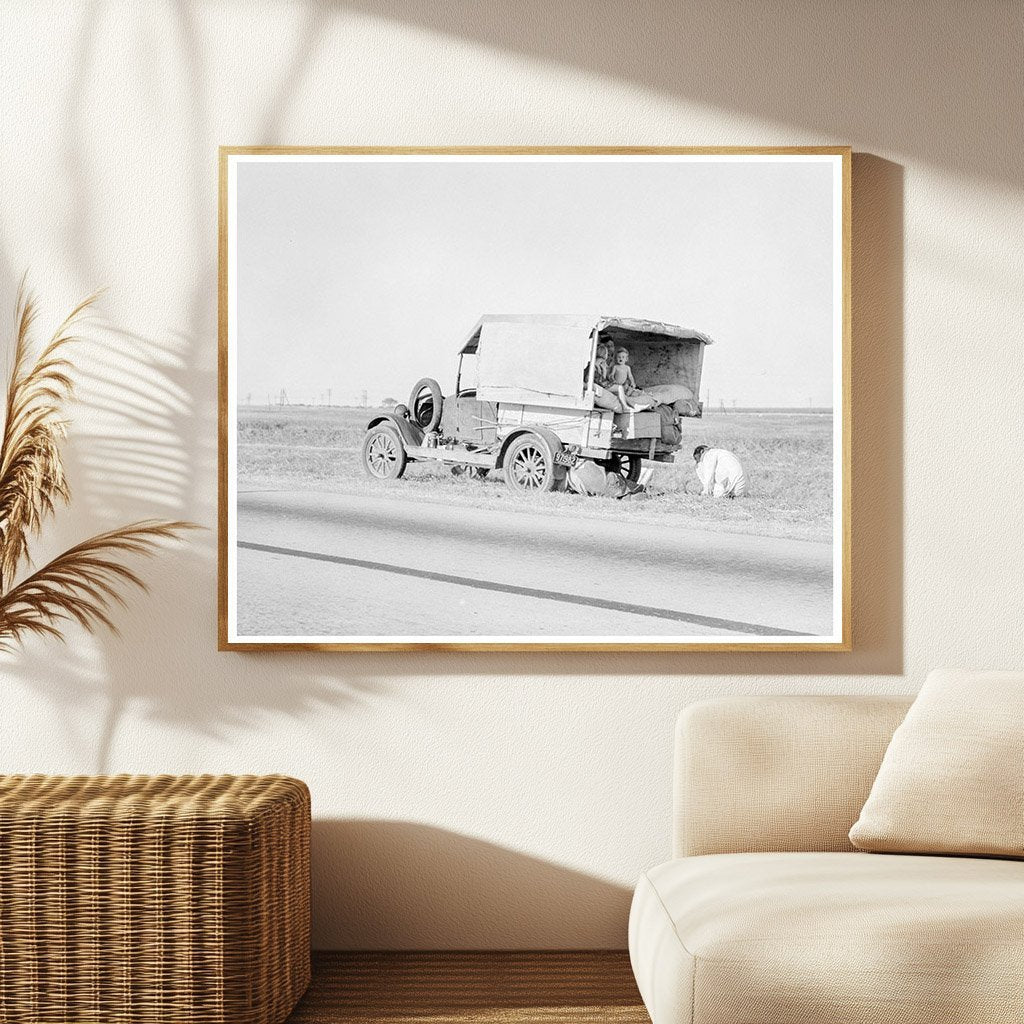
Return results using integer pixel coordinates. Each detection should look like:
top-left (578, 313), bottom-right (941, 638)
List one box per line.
top-left (219, 148), bottom-right (850, 650)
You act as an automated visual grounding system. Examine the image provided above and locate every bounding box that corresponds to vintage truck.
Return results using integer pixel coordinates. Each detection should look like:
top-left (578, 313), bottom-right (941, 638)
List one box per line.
top-left (361, 314), bottom-right (712, 493)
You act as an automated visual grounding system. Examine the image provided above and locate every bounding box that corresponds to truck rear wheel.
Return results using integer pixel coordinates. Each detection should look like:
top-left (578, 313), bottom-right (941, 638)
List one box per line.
top-left (503, 434), bottom-right (562, 493)
top-left (608, 453), bottom-right (642, 483)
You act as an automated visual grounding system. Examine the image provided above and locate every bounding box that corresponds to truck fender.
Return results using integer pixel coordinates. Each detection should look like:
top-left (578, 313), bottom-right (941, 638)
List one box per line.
top-left (496, 425), bottom-right (566, 471)
top-left (366, 413), bottom-right (424, 449)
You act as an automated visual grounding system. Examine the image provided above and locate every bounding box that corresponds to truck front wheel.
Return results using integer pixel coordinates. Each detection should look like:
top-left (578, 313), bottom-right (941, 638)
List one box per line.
top-left (362, 425), bottom-right (407, 480)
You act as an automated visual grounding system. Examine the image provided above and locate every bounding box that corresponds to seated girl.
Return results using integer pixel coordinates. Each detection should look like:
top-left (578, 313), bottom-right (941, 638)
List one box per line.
top-left (590, 341), bottom-right (623, 411)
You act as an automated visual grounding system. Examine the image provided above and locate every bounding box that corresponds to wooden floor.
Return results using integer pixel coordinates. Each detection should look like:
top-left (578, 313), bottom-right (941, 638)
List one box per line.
top-left (286, 951), bottom-right (649, 1023)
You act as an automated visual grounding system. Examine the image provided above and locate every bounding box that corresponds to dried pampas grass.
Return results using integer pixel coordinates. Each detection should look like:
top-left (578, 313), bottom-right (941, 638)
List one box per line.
top-left (0, 280), bottom-right (195, 650)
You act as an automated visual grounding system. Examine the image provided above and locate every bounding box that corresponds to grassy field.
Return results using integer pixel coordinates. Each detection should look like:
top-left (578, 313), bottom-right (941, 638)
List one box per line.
top-left (236, 405), bottom-right (834, 542)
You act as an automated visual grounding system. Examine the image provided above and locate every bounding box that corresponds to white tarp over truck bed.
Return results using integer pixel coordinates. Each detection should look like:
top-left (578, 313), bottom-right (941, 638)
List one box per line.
top-left (459, 314), bottom-right (714, 411)
top-left (473, 315), bottom-right (596, 409)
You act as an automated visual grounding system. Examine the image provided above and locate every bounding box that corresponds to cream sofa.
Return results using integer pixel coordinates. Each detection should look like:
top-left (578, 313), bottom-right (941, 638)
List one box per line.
top-left (629, 695), bottom-right (1024, 1024)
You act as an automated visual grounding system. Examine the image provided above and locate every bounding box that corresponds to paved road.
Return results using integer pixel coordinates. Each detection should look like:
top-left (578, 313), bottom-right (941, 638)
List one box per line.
top-left (234, 490), bottom-right (835, 640)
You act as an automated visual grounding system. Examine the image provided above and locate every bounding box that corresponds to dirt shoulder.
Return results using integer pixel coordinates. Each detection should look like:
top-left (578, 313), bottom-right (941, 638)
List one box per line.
top-left (236, 406), bottom-right (835, 544)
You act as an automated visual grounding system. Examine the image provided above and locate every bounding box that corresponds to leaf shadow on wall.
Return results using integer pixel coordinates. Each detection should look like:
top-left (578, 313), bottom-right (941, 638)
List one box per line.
top-left (0, 320), bottom-right (385, 773)
top-left (0, 0), bottom-right (384, 773)
top-left (311, 819), bottom-right (633, 950)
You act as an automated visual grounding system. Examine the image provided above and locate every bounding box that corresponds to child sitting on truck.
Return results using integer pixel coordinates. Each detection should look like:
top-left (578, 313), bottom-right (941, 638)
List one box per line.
top-left (608, 348), bottom-right (653, 411)
top-left (587, 342), bottom-right (622, 411)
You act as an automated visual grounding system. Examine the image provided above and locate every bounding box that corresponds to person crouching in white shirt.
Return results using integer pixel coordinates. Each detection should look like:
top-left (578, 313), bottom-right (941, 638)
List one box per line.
top-left (692, 445), bottom-right (748, 498)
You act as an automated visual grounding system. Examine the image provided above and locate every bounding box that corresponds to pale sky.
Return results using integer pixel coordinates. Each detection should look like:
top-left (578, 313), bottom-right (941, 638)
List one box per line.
top-left (235, 156), bottom-right (837, 407)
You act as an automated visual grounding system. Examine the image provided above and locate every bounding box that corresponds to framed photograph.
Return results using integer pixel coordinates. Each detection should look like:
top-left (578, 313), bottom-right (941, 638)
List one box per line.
top-left (219, 147), bottom-right (850, 651)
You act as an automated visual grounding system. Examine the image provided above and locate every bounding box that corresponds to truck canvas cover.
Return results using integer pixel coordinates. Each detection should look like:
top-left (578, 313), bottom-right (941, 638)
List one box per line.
top-left (460, 314), bottom-right (713, 411)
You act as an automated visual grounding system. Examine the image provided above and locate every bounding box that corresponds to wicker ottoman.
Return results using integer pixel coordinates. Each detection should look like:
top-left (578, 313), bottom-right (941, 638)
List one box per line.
top-left (0, 774), bottom-right (310, 1024)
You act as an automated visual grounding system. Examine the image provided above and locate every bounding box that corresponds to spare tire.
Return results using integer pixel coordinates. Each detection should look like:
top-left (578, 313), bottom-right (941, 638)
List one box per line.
top-left (409, 377), bottom-right (443, 432)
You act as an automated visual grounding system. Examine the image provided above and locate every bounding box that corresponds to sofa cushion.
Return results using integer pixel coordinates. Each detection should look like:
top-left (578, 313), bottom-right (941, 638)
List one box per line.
top-left (629, 852), bottom-right (1024, 1024)
top-left (675, 695), bottom-right (912, 857)
top-left (849, 668), bottom-right (1024, 857)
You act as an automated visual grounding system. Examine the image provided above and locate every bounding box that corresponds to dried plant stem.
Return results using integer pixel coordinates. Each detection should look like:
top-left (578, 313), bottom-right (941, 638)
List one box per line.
top-left (0, 281), bottom-right (196, 650)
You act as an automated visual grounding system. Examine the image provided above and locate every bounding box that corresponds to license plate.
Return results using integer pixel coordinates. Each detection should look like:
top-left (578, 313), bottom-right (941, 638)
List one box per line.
top-left (554, 451), bottom-right (578, 467)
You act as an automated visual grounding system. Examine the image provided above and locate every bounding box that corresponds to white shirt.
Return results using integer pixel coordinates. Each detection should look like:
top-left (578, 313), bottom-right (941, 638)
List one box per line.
top-left (696, 448), bottom-right (748, 497)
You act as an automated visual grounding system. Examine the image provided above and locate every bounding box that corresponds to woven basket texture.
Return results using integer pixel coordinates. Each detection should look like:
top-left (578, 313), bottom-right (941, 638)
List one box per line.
top-left (0, 774), bottom-right (310, 1024)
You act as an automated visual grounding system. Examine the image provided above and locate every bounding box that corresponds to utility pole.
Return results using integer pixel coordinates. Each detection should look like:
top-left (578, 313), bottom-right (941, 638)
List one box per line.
top-left (327, 388), bottom-right (331, 407)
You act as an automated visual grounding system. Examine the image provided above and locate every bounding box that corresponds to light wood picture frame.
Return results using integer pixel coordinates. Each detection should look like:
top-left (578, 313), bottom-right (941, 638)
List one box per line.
top-left (219, 147), bottom-right (851, 651)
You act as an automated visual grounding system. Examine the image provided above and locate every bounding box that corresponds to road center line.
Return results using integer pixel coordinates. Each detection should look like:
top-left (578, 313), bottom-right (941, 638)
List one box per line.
top-left (237, 540), bottom-right (808, 637)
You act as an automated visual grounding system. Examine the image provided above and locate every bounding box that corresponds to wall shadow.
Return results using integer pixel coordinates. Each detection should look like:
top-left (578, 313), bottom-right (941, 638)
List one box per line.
top-left (0, 1), bottom-right (385, 771)
top-left (339, 0), bottom-right (1022, 187)
top-left (311, 819), bottom-right (633, 949)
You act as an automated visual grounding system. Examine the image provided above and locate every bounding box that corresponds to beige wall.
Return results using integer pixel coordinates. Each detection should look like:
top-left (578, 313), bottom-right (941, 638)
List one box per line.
top-left (1, 1), bottom-right (1021, 949)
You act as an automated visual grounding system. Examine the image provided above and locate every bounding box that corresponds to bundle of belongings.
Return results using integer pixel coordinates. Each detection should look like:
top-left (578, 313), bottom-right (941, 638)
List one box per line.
top-left (657, 404), bottom-right (682, 445)
top-left (566, 460), bottom-right (645, 499)
top-left (627, 383), bottom-right (695, 445)
top-left (645, 383), bottom-right (700, 420)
